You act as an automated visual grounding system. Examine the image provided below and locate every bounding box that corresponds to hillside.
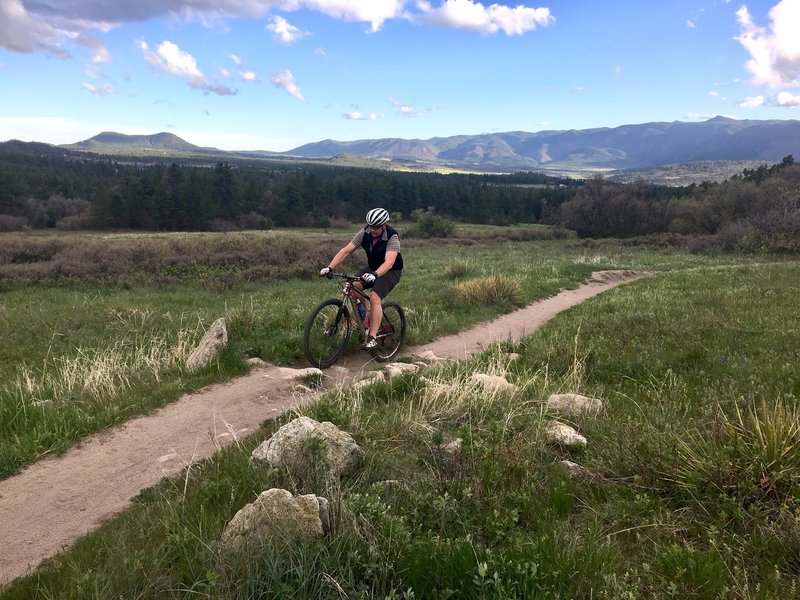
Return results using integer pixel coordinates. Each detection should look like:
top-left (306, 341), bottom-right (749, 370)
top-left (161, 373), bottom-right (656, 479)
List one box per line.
top-left (61, 132), bottom-right (221, 155)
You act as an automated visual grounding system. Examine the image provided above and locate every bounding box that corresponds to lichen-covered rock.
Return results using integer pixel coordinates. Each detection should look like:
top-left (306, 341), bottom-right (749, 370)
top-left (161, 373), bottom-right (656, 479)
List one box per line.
top-left (560, 460), bottom-right (601, 483)
top-left (251, 416), bottom-right (363, 480)
top-left (546, 393), bottom-right (603, 416)
top-left (219, 488), bottom-right (329, 551)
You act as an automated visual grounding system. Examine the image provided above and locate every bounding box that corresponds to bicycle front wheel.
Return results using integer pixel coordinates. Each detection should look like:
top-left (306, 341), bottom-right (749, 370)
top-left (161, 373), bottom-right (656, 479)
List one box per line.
top-left (370, 301), bottom-right (406, 362)
top-left (303, 298), bottom-right (352, 368)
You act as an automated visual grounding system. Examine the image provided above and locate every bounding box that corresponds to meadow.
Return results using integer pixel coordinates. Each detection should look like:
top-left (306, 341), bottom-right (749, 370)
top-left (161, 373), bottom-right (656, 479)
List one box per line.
top-left (1, 228), bottom-right (798, 598)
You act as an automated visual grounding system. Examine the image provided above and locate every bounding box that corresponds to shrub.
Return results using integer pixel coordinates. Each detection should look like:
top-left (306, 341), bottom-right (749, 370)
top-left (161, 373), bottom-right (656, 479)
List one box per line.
top-left (0, 214), bottom-right (28, 231)
top-left (405, 213), bottom-right (455, 238)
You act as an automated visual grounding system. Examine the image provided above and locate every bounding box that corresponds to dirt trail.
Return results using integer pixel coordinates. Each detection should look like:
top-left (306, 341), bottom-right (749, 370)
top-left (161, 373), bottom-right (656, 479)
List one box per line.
top-left (0, 270), bottom-right (649, 586)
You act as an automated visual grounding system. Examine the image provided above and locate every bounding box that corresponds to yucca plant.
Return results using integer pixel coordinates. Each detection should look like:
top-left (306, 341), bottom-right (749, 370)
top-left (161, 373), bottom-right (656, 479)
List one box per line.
top-left (665, 399), bottom-right (800, 508)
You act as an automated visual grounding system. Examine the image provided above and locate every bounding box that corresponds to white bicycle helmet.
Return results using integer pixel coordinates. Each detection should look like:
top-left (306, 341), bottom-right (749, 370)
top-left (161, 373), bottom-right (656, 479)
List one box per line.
top-left (366, 207), bottom-right (390, 227)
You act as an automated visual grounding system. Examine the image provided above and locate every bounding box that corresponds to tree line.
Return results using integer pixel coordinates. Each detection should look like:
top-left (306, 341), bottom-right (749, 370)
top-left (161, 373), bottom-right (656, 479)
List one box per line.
top-left (0, 144), bottom-right (576, 231)
top-left (1, 142), bottom-right (797, 253)
top-left (556, 156), bottom-right (799, 252)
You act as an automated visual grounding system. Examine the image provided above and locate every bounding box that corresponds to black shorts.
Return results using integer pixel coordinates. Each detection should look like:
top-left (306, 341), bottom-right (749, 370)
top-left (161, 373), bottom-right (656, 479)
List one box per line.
top-left (358, 269), bottom-right (401, 299)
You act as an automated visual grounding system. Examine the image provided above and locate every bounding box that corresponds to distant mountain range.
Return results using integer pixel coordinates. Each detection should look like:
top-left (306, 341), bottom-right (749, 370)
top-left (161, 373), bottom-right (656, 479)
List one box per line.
top-left (59, 117), bottom-right (800, 173)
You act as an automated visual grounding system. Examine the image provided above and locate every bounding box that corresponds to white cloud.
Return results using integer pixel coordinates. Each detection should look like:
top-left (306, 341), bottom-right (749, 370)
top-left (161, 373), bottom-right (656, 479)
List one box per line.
top-left (739, 95), bottom-right (765, 108)
top-left (241, 70), bottom-right (259, 81)
top-left (414, 0), bottom-right (554, 35)
top-left (228, 53), bottom-right (242, 65)
top-left (707, 90), bottom-right (719, 97)
top-left (776, 90), bottom-right (800, 106)
top-left (389, 96), bottom-right (433, 117)
top-left (294, 0), bottom-right (406, 32)
top-left (686, 19), bottom-right (695, 29)
top-left (271, 69), bottom-right (306, 101)
top-left (267, 15), bottom-right (309, 44)
top-left (141, 40), bottom-right (238, 95)
top-left (736, 0), bottom-right (800, 88)
top-left (343, 111), bottom-right (378, 120)
top-left (82, 82), bottom-right (114, 95)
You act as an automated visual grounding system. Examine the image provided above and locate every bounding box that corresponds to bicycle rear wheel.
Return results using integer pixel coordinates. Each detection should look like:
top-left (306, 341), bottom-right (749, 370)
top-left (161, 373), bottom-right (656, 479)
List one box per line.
top-left (303, 298), bottom-right (352, 368)
top-left (370, 301), bottom-right (406, 362)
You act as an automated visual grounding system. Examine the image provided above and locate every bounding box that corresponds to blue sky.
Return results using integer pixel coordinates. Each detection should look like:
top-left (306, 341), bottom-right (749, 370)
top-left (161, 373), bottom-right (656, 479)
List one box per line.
top-left (1, 0), bottom-right (799, 151)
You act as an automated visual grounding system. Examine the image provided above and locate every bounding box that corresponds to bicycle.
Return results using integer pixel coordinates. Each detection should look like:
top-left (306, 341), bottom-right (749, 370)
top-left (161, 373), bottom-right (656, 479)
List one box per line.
top-left (303, 272), bottom-right (406, 368)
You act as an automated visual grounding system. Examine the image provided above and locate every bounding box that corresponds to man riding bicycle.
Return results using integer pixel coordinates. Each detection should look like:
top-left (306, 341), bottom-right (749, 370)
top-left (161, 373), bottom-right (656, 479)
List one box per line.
top-left (319, 208), bottom-right (404, 349)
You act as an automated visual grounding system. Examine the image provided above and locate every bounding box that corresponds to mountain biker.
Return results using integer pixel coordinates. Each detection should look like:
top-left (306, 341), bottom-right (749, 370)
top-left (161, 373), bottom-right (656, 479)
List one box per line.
top-left (319, 208), bottom-right (404, 349)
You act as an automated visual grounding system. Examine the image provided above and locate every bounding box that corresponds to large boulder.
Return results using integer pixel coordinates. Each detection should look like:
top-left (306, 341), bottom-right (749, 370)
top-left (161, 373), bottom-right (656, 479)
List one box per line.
top-left (186, 318), bottom-right (228, 372)
top-left (219, 488), bottom-right (330, 551)
top-left (251, 416), bottom-right (363, 480)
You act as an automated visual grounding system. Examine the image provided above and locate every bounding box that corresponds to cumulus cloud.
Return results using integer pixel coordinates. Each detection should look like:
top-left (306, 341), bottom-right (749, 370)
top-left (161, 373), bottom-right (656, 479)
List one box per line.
top-left (3, 0), bottom-right (556, 65)
top-left (271, 69), bottom-right (306, 101)
top-left (414, 0), bottom-right (554, 35)
top-left (343, 110), bottom-right (378, 120)
top-left (736, 0), bottom-right (800, 88)
top-left (296, 0), bottom-right (406, 32)
top-left (707, 90), bottom-right (719, 97)
top-left (0, 0), bottom-right (69, 56)
top-left (739, 95), bottom-right (765, 108)
top-left (141, 40), bottom-right (238, 95)
top-left (776, 90), bottom-right (800, 106)
top-left (267, 15), bottom-right (309, 43)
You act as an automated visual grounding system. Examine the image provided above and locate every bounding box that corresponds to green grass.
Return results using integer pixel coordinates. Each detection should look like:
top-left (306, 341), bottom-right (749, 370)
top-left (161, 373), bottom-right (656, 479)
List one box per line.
top-left (2, 249), bottom-right (799, 598)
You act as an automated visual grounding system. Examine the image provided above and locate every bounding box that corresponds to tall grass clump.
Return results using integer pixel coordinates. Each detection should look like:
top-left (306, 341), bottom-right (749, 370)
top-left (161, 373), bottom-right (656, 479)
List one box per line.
top-left (449, 274), bottom-right (525, 307)
top-left (444, 258), bottom-right (476, 279)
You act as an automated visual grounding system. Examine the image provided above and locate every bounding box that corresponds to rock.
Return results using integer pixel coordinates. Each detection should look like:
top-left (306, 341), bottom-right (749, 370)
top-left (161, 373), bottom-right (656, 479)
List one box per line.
top-left (422, 377), bottom-right (456, 398)
top-left (384, 362), bottom-right (420, 379)
top-left (277, 367), bottom-right (324, 381)
top-left (432, 438), bottom-right (463, 475)
top-left (416, 350), bottom-right (447, 362)
top-left (186, 318), bottom-right (228, 372)
top-left (246, 357), bottom-right (268, 368)
top-left (507, 353), bottom-right (522, 362)
top-left (471, 373), bottom-right (517, 394)
top-left (545, 421), bottom-right (587, 447)
top-left (251, 416), bottom-right (363, 480)
top-left (219, 488), bottom-right (330, 551)
top-left (560, 460), bottom-right (601, 483)
top-left (293, 384), bottom-right (315, 394)
top-left (546, 393), bottom-right (603, 416)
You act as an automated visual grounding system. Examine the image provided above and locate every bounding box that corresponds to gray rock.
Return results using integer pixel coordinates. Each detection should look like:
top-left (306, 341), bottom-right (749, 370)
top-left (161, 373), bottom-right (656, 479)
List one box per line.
top-left (560, 460), bottom-right (601, 483)
top-left (546, 393), bottom-right (603, 416)
top-left (251, 416), bottom-right (363, 480)
top-left (219, 488), bottom-right (330, 551)
top-left (186, 318), bottom-right (227, 372)
top-left (545, 421), bottom-right (587, 447)
top-left (471, 373), bottom-right (517, 394)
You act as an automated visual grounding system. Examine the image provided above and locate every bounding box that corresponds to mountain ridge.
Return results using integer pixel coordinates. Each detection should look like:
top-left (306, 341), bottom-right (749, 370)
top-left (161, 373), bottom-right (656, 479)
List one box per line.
top-left (57, 117), bottom-right (800, 173)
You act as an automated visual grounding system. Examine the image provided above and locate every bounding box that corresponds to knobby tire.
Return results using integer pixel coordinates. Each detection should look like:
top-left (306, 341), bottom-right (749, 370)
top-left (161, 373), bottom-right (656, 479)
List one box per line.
top-left (303, 298), bottom-right (352, 369)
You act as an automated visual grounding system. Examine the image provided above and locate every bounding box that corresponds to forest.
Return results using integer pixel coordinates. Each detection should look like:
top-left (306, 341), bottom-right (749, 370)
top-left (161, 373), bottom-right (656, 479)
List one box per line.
top-left (0, 141), bottom-right (797, 253)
